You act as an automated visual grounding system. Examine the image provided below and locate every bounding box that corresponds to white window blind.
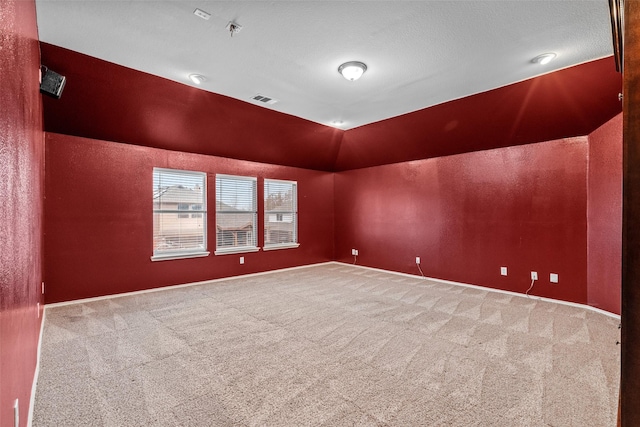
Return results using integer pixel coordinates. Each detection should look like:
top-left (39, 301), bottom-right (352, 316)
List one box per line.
top-left (264, 179), bottom-right (298, 249)
top-left (215, 174), bottom-right (257, 254)
top-left (152, 168), bottom-right (208, 260)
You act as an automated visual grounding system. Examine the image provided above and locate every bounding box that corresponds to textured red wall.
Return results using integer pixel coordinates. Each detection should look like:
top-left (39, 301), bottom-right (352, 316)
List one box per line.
top-left (40, 43), bottom-right (621, 173)
top-left (0, 0), bottom-right (44, 426)
top-left (334, 58), bottom-right (621, 171)
top-left (44, 133), bottom-right (334, 303)
top-left (39, 43), bottom-right (343, 172)
top-left (588, 113), bottom-right (623, 314)
top-left (334, 138), bottom-right (589, 304)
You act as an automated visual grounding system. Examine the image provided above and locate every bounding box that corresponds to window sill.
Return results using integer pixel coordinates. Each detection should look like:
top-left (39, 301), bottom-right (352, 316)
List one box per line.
top-left (214, 246), bottom-right (260, 256)
top-left (151, 251), bottom-right (210, 262)
top-left (262, 243), bottom-right (300, 251)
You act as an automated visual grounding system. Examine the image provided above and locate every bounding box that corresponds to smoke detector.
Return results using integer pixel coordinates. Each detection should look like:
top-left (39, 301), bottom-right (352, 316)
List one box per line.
top-left (193, 8), bottom-right (211, 20)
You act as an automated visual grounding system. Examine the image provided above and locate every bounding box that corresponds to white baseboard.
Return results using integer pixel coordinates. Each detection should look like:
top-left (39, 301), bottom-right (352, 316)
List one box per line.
top-left (27, 307), bottom-right (46, 427)
top-left (46, 260), bottom-right (620, 320)
top-left (45, 261), bottom-right (336, 308)
top-left (332, 261), bottom-right (620, 320)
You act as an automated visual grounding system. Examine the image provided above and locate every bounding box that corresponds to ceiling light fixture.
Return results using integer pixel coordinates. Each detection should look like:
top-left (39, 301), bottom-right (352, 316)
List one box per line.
top-left (338, 61), bottom-right (367, 81)
top-left (188, 74), bottom-right (206, 85)
top-left (226, 21), bottom-right (243, 37)
top-left (531, 53), bottom-right (557, 65)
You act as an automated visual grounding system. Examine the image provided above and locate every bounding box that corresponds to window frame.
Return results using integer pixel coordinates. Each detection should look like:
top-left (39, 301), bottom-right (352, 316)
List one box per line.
top-left (214, 174), bottom-right (259, 255)
top-left (151, 167), bottom-right (209, 262)
top-left (263, 178), bottom-right (299, 251)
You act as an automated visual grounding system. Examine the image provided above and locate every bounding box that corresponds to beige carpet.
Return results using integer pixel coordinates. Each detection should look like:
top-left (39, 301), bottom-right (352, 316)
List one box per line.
top-left (33, 263), bottom-right (620, 426)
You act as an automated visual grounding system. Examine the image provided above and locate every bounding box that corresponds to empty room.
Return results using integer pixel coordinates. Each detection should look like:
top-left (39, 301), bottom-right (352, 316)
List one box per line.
top-left (3, 0), bottom-right (640, 426)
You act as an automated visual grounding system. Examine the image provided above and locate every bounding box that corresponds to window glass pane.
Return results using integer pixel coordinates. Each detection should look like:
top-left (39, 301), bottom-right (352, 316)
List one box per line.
top-left (216, 175), bottom-right (257, 251)
top-left (264, 179), bottom-right (297, 246)
top-left (153, 168), bottom-right (206, 257)
top-left (153, 212), bottom-right (205, 250)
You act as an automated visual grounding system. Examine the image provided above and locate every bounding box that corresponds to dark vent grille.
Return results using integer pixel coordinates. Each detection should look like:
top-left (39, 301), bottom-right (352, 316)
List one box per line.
top-left (251, 94), bottom-right (278, 105)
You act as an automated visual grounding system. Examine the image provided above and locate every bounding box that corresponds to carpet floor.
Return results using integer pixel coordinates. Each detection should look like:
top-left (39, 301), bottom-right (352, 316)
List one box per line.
top-left (33, 263), bottom-right (620, 426)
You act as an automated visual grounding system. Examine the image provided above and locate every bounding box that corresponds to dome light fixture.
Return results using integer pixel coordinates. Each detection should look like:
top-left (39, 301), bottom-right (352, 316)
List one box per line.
top-left (531, 53), bottom-right (557, 65)
top-left (188, 74), bottom-right (206, 85)
top-left (338, 61), bottom-right (367, 81)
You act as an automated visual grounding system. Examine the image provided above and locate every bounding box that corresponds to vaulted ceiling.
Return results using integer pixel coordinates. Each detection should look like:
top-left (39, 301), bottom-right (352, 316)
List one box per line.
top-left (36, 1), bottom-right (622, 171)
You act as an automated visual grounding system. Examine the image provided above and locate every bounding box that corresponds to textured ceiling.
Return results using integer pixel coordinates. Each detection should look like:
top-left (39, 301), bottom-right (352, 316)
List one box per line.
top-left (35, 0), bottom-right (614, 130)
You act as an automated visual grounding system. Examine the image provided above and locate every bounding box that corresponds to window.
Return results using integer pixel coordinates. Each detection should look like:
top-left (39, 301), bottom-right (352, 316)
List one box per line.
top-left (215, 174), bottom-right (258, 254)
top-left (191, 204), bottom-right (203, 218)
top-left (264, 179), bottom-right (298, 250)
top-left (177, 203), bottom-right (190, 218)
top-left (152, 168), bottom-right (208, 261)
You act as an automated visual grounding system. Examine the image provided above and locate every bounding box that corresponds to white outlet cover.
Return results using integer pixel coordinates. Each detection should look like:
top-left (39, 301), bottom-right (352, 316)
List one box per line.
top-left (550, 273), bottom-right (559, 283)
top-left (531, 271), bottom-right (538, 280)
top-left (416, 257), bottom-right (420, 264)
top-left (240, 256), bottom-right (244, 264)
top-left (355, 249), bottom-right (359, 256)
top-left (500, 267), bottom-right (507, 276)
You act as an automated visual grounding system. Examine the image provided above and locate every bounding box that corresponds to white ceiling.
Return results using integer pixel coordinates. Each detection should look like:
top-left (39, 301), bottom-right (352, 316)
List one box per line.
top-left (35, 0), bottom-right (614, 130)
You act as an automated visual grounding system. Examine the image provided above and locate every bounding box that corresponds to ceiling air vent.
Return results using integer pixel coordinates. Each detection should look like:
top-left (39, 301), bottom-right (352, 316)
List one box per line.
top-left (252, 94), bottom-right (278, 105)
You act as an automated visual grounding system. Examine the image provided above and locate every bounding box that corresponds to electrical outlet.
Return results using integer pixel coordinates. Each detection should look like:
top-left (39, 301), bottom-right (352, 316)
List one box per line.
top-left (500, 267), bottom-right (507, 276)
top-left (550, 273), bottom-right (558, 283)
top-left (239, 256), bottom-right (244, 265)
top-left (42, 281), bottom-right (45, 294)
top-left (351, 249), bottom-right (356, 256)
top-left (531, 271), bottom-right (538, 280)
top-left (416, 257), bottom-right (420, 264)
top-left (354, 249), bottom-right (359, 256)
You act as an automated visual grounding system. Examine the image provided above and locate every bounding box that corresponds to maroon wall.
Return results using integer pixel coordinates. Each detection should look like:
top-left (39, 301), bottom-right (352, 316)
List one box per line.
top-left (40, 43), bottom-right (343, 172)
top-left (0, 0), bottom-right (44, 426)
top-left (334, 58), bottom-right (621, 171)
top-left (40, 43), bottom-right (621, 173)
top-left (588, 113), bottom-right (623, 314)
top-left (334, 138), bottom-right (590, 304)
top-left (44, 133), bottom-right (334, 303)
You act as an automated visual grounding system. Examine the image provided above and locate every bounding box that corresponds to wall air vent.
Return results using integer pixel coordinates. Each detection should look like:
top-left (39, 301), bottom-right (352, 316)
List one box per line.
top-left (252, 94), bottom-right (278, 105)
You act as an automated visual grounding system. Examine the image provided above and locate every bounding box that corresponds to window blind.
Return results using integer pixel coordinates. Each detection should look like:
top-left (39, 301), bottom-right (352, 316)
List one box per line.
top-left (264, 179), bottom-right (297, 247)
top-left (215, 174), bottom-right (257, 252)
top-left (152, 168), bottom-right (207, 259)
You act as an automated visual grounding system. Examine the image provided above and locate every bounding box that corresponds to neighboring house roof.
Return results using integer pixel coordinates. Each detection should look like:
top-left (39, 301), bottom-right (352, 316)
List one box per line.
top-left (216, 200), bottom-right (253, 231)
top-left (216, 200), bottom-right (240, 211)
top-left (217, 213), bottom-right (253, 231)
top-left (154, 185), bottom-right (203, 204)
